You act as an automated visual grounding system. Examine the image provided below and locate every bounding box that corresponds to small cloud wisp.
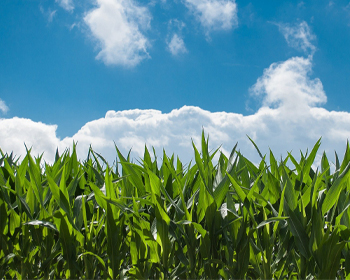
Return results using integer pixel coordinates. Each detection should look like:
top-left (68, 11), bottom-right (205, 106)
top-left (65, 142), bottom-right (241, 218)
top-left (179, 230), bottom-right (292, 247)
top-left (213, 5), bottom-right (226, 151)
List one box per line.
top-left (276, 21), bottom-right (316, 55)
top-left (0, 99), bottom-right (9, 114)
top-left (184, 0), bottom-right (238, 35)
top-left (167, 34), bottom-right (188, 56)
top-left (55, 0), bottom-right (74, 11)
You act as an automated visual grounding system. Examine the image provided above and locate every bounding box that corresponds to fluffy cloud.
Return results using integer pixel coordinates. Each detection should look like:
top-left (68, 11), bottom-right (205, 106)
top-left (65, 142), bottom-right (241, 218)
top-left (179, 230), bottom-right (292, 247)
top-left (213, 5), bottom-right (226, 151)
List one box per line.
top-left (1, 55), bottom-right (350, 166)
top-left (0, 118), bottom-right (59, 160)
top-left (0, 99), bottom-right (9, 114)
top-left (167, 34), bottom-right (188, 55)
top-left (55, 0), bottom-right (74, 11)
top-left (184, 0), bottom-right (238, 33)
top-left (276, 21), bottom-right (316, 54)
top-left (84, 0), bottom-right (151, 67)
top-left (251, 56), bottom-right (326, 111)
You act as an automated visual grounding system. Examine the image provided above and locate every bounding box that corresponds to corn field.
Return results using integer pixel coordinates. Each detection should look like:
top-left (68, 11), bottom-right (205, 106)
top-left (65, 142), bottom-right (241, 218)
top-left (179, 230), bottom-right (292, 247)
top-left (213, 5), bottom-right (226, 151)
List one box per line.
top-left (1, 133), bottom-right (350, 279)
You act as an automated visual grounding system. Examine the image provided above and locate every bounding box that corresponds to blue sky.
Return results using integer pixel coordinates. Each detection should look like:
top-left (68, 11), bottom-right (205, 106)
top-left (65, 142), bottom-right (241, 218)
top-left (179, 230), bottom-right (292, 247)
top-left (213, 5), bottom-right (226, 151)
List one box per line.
top-left (1, 0), bottom-right (350, 164)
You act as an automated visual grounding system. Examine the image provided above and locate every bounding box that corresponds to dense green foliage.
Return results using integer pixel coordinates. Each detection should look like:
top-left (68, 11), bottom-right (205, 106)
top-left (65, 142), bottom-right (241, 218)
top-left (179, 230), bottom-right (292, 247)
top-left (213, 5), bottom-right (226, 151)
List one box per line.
top-left (1, 133), bottom-right (350, 279)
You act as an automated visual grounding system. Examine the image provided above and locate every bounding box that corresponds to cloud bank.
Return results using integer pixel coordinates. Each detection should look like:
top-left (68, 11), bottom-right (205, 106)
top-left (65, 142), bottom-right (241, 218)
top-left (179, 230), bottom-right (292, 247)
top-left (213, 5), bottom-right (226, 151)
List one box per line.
top-left (0, 118), bottom-right (59, 158)
top-left (1, 55), bottom-right (349, 165)
top-left (2, 20), bottom-right (348, 166)
top-left (84, 0), bottom-right (151, 67)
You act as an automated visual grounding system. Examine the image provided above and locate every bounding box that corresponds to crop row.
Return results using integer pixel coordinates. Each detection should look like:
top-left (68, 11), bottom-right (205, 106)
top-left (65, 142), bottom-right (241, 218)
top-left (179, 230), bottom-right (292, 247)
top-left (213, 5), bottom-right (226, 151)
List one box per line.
top-left (1, 133), bottom-right (350, 279)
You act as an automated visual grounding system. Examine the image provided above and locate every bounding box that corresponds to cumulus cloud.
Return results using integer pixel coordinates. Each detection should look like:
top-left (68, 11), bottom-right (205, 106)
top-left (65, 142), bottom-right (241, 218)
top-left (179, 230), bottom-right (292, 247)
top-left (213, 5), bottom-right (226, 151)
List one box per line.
top-left (251, 56), bottom-right (326, 111)
top-left (55, 0), bottom-right (74, 11)
top-left (0, 118), bottom-right (60, 159)
top-left (276, 21), bottom-right (316, 54)
top-left (84, 0), bottom-right (151, 67)
top-left (0, 99), bottom-right (9, 114)
top-left (167, 34), bottom-right (188, 55)
top-left (1, 25), bottom-right (349, 167)
top-left (1, 55), bottom-right (350, 166)
top-left (184, 0), bottom-right (238, 34)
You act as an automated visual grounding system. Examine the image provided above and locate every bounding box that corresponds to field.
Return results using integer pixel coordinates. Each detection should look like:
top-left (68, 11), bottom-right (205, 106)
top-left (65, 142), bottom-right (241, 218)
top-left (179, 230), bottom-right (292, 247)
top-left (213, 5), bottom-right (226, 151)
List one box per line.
top-left (1, 133), bottom-right (350, 279)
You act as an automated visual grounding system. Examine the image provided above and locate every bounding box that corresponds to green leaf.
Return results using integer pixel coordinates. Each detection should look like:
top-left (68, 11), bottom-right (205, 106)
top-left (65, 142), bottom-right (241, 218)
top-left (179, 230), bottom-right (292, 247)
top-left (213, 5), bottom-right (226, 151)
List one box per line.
top-left (192, 140), bottom-right (208, 190)
top-left (340, 141), bottom-right (350, 173)
top-left (27, 151), bottom-right (46, 212)
top-left (303, 138), bottom-right (321, 181)
top-left (53, 210), bottom-right (78, 278)
top-left (256, 217), bottom-right (289, 229)
top-left (284, 203), bottom-right (311, 259)
top-left (47, 173), bottom-right (72, 220)
top-left (106, 203), bottom-right (122, 279)
top-left (317, 227), bottom-right (347, 279)
top-left (227, 173), bottom-right (246, 202)
top-left (247, 135), bottom-right (264, 159)
top-left (78, 251), bottom-right (106, 269)
top-left (116, 146), bottom-right (146, 196)
top-left (24, 220), bottom-right (58, 232)
top-left (322, 161), bottom-right (350, 215)
top-left (282, 165), bottom-right (297, 211)
top-left (89, 182), bottom-right (108, 210)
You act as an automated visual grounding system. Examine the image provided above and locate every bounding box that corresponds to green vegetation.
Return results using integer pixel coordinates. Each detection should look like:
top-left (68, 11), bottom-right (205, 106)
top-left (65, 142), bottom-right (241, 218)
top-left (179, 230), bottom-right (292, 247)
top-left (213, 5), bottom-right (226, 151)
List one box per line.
top-left (1, 133), bottom-right (350, 279)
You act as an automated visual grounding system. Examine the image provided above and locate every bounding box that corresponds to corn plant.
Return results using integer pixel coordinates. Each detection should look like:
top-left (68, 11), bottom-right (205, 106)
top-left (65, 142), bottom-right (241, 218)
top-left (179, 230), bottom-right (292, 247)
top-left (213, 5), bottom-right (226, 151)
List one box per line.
top-left (1, 133), bottom-right (350, 279)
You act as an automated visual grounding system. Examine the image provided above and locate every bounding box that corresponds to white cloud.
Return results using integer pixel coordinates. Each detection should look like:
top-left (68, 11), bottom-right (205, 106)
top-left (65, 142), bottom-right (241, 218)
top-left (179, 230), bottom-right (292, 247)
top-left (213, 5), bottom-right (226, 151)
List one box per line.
top-left (166, 19), bottom-right (187, 55)
top-left (184, 0), bottom-right (238, 33)
top-left (0, 99), bottom-right (9, 114)
top-left (1, 56), bottom-right (350, 166)
top-left (84, 0), bottom-right (151, 67)
top-left (48, 10), bottom-right (57, 22)
top-left (276, 21), bottom-right (316, 54)
top-left (0, 118), bottom-right (60, 160)
top-left (297, 1), bottom-right (305, 8)
top-left (55, 0), bottom-right (74, 11)
top-left (167, 34), bottom-right (188, 55)
top-left (40, 6), bottom-right (57, 23)
top-left (251, 56), bottom-right (326, 112)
